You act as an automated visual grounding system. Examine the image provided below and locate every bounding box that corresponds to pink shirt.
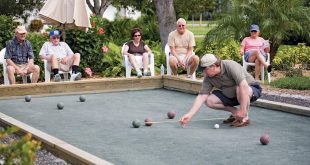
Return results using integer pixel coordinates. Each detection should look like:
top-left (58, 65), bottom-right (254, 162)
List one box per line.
top-left (241, 37), bottom-right (265, 52)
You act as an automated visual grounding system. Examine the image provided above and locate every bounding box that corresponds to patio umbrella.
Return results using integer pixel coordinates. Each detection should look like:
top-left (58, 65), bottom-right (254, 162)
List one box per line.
top-left (39, 0), bottom-right (91, 38)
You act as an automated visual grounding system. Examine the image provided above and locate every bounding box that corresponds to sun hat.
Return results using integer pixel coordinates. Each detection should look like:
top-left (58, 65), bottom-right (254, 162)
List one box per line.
top-left (15, 26), bottom-right (27, 34)
top-left (200, 54), bottom-right (217, 67)
top-left (250, 24), bottom-right (260, 32)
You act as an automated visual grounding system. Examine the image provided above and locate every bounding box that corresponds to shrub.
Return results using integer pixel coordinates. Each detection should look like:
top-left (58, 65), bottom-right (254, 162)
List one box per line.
top-left (273, 44), bottom-right (310, 70)
top-left (26, 32), bottom-right (49, 81)
top-left (65, 16), bottom-right (108, 74)
top-left (270, 76), bottom-right (310, 90)
top-left (0, 15), bottom-right (16, 49)
top-left (196, 38), bottom-right (241, 63)
top-left (285, 68), bottom-right (303, 77)
top-left (0, 126), bottom-right (41, 164)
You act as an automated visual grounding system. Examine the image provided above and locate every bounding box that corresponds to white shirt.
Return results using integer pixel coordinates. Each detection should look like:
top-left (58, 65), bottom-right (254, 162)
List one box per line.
top-left (39, 42), bottom-right (74, 58)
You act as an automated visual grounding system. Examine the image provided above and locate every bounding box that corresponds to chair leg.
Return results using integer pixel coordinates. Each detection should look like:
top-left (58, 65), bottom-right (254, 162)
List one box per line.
top-left (260, 65), bottom-right (264, 83)
top-left (64, 73), bottom-right (69, 81)
top-left (126, 67), bottom-right (131, 78)
top-left (22, 76), bottom-right (27, 84)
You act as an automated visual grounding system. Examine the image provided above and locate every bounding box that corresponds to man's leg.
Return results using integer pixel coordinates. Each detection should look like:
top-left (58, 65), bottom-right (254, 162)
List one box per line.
top-left (48, 55), bottom-right (61, 82)
top-left (206, 94), bottom-right (238, 115)
top-left (186, 54), bottom-right (199, 76)
top-left (70, 53), bottom-right (82, 81)
top-left (169, 56), bottom-right (178, 75)
top-left (27, 64), bottom-right (40, 83)
top-left (6, 65), bottom-right (16, 84)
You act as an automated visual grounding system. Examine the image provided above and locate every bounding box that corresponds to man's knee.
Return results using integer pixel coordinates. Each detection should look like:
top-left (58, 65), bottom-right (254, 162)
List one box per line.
top-left (169, 56), bottom-right (177, 68)
top-left (74, 53), bottom-right (80, 58)
top-left (205, 96), bottom-right (217, 108)
top-left (6, 65), bottom-right (15, 74)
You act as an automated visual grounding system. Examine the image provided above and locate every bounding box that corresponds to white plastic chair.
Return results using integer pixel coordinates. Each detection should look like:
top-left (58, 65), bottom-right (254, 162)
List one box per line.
top-left (0, 48), bottom-right (31, 85)
top-left (44, 59), bottom-right (71, 82)
top-left (121, 43), bottom-right (155, 78)
top-left (164, 44), bottom-right (196, 79)
top-left (242, 53), bottom-right (271, 83)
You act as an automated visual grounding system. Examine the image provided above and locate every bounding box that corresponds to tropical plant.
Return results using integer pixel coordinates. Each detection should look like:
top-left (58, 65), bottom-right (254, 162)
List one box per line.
top-left (202, 0), bottom-right (310, 62)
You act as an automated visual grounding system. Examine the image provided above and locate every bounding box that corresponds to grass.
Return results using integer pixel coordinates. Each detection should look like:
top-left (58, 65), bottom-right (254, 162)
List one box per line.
top-left (187, 21), bottom-right (217, 35)
top-left (270, 76), bottom-right (310, 90)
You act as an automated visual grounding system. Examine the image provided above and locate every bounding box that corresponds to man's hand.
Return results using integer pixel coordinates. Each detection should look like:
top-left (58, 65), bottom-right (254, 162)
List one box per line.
top-left (16, 67), bottom-right (26, 76)
top-left (235, 108), bottom-right (247, 121)
top-left (179, 113), bottom-right (193, 127)
top-left (60, 57), bottom-right (68, 64)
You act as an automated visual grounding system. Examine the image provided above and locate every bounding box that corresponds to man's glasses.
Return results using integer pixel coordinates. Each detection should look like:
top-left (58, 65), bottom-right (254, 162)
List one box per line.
top-left (134, 34), bottom-right (141, 37)
top-left (52, 36), bottom-right (60, 39)
top-left (178, 25), bottom-right (185, 28)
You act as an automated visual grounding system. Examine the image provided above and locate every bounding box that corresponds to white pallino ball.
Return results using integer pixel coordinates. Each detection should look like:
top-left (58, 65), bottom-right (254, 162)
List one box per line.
top-left (214, 124), bottom-right (220, 129)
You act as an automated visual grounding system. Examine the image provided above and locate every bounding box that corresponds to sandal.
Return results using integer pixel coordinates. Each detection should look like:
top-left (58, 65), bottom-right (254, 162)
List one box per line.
top-left (230, 119), bottom-right (250, 127)
top-left (223, 115), bottom-right (236, 124)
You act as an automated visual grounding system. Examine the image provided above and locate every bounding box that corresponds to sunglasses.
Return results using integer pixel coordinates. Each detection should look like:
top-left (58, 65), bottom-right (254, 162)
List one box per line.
top-left (250, 30), bottom-right (258, 33)
top-left (52, 36), bottom-right (60, 39)
top-left (134, 34), bottom-right (141, 37)
top-left (178, 25), bottom-right (185, 28)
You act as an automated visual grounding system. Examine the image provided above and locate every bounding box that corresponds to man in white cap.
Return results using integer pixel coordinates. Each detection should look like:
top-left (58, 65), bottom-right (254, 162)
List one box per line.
top-left (167, 18), bottom-right (199, 79)
top-left (179, 54), bottom-right (262, 127)
top-left (39, 30), bottom-right (81, 82)
top-left (4, 25), bottom-right (40, 84)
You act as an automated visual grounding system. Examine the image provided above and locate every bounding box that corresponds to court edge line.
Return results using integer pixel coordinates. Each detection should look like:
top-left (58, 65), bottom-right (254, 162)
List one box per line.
top-left (0, 112), bottom-right (113, 165)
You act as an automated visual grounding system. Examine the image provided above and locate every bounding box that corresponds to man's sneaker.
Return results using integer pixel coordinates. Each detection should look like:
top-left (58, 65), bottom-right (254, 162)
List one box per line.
top-left (267, 65), bottom-right (272, 73)
top-left (143, 70), bottom-right (151, 76)
top-left (70, 72), bottom-right (82, 81)
top-left (53, 74), bottom-right (61, 82)
top-left (223, 115), bottom-right (236, 124)
top-left (137, 70), bottom-right (142, 78)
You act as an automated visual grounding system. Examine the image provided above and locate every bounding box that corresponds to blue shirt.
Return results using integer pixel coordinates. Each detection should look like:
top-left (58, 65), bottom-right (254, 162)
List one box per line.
top-left (4, 37), bottom-right (34, 64)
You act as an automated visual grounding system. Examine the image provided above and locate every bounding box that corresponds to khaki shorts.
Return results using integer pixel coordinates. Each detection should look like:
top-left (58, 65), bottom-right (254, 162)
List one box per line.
top-left (170, 53), bottom-right (195, 67)
top-left (45, 55), bottom-right (74, 72)
top-left (57, 58), bottom-right (74, 72)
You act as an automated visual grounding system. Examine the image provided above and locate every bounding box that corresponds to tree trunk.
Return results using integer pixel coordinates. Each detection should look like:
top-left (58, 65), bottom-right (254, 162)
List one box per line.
top-left (154, 0), bottom-right (176, 49)
top-left (269, 42), bottom-right (280, 64)
top-left (86, 0), bottom-right (112, 17)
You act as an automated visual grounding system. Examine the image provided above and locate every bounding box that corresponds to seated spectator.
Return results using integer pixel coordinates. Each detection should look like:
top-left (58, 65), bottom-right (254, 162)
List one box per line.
top-left (240, 24), bottom-right (271, 80)
top-left (39, 30), bottom-right (81, 82)
top-left (4, 25), bottom-right (40, 84)
top-left (167, 18), bottom-right (199, 79)
top-left (122, 28), bottom-right (152, 78)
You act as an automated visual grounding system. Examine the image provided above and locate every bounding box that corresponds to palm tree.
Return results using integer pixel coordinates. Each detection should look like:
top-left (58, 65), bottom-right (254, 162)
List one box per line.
top-left (203, 0), bottom-right (310, 62)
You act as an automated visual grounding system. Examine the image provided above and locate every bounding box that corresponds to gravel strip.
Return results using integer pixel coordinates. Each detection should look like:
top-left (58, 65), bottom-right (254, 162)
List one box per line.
top-left (261, 92), bottom-right (310, 108)
top-left (0, 126), bottom-right (71, 165)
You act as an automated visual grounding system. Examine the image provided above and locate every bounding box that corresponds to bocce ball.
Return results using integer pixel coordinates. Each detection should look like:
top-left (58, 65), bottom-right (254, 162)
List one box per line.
top-left (167, 111), bottom-right (176, 119)
top-left (260, 134), bottom-right (270, 145)
top-left (214, 124), bottom-right (220, 129)
top-left (132, 120), bottom-right (141, 128)
top-left (57, 102), bottom-right (64, 110)
top-left (144, 118), bottom-right (153, 126)
top-left (79, 95), bottom-right (86, 102)
top-left (25, 95), bottom-right (31, 102)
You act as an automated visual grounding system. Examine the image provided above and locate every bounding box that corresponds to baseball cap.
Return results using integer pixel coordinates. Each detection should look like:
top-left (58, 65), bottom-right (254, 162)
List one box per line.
top-left (200, 54), bottom-right (217, 68)
top-left (49, 30), bottom-right (61, 37)
top-left (250, 24), bottom-right (259, 32)
top-left (15, 26), bottom-right (27, 34)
